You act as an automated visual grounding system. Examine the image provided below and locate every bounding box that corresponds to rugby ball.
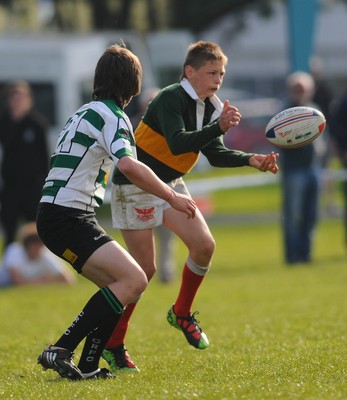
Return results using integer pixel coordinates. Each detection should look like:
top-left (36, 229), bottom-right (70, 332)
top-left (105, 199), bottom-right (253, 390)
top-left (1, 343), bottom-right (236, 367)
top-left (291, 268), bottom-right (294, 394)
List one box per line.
top-left (265, 106), bottom-right (326, 149)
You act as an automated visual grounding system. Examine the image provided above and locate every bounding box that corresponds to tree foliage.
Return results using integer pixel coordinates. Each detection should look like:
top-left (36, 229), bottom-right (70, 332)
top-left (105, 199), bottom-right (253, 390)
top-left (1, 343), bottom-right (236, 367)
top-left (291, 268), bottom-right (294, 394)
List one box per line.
top-left (2, 0), bottom-right (347, 33)
top-left (168, 0), bottom-right (274, 33)
top-left (50, 0), bottom-right (275, 32)
top-left (89, 0), bottom-right (132, 30)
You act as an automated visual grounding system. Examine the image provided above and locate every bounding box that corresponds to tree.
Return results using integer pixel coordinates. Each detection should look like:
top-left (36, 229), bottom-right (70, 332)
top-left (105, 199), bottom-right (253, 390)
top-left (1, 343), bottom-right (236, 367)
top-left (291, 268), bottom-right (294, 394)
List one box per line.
top-left (168, 0), bottom-right (274, 34)
top-left (88, 0), bottom-right (158, 31)
top-left (3, 0), bottom-right (347, 34)
top-left (49, 0), bottom-right (274, 32)
top-left (89, 0), bottom-right (132, 30)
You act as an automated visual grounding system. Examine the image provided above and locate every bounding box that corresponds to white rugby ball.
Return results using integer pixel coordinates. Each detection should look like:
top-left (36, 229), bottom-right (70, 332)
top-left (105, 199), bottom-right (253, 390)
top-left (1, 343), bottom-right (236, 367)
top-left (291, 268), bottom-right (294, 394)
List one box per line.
top-left (265, 106), bottom-right (326, 149)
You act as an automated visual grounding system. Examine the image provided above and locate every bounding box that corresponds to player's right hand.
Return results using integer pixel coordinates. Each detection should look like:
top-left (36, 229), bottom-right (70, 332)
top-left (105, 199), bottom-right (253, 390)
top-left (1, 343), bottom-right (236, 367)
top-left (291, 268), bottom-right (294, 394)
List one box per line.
top-left (219, 100), bottom-right (242, 133)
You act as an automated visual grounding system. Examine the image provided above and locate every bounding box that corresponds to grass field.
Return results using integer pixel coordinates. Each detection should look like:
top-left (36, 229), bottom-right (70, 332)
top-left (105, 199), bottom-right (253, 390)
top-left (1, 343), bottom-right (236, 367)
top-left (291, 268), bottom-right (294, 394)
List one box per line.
top-left (0, 182), bottom-right (346, 399)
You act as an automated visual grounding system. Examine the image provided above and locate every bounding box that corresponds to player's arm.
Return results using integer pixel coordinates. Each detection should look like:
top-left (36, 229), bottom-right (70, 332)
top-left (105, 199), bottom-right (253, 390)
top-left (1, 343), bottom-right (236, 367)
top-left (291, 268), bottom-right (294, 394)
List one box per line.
top-left (117, 156), bottom-right (196, 218)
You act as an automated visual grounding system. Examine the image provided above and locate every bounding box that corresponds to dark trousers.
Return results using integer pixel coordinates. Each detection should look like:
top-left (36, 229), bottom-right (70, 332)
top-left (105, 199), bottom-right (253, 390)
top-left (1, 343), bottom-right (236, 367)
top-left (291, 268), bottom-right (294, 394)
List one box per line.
top-left (282, 166), bottom-right (321, 264)
top-left (0, 184), bottom-right (41, 249)
top-left (343, 173), bottom-right (347, 247)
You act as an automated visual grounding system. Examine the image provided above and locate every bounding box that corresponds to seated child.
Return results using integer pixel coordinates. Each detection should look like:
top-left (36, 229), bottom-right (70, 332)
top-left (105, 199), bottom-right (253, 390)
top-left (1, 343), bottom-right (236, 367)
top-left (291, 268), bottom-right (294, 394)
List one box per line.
top-left (0, 222), bottom-right (76, 287)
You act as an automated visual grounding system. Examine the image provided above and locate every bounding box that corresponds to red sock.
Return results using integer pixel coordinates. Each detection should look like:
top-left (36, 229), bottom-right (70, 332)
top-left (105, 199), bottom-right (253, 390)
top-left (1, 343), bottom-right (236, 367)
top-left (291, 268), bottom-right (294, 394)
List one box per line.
top-left (173, 263), bottom-right (204, 317)
top-left (105, 303), bottom-right (137, 349)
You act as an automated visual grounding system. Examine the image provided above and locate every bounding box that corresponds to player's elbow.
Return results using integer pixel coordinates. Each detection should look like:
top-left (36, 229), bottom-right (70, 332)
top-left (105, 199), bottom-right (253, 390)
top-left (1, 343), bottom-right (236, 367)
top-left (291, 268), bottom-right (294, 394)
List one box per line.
top-left (117, 156), bottom-right (138, 176)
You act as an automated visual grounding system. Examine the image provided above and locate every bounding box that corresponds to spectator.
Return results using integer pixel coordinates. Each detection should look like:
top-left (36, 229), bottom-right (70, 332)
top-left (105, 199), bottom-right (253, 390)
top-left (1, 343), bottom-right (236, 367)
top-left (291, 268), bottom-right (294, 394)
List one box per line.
top-left (131, 87), bottom-right (177, 283)
top-left (331, 90), bottom-right (347, 247)
top-left (310, 56), bottom-right (334, 132)
top-left (0, 81), bottom-right (50, 251)
top-left (310, 56), bottom-right (338, 215)
top-left (155, 224), bottom-right (176, 283)
top-left (0, 222), bottom-right (75, 287)
top-left (279, 71), bottom-right (326, 265)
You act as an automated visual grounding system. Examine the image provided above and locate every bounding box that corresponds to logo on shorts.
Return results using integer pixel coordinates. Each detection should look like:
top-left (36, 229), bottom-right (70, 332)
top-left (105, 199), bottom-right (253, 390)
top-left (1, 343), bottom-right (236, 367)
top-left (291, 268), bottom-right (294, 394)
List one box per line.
top-left (134, 207), bottom-right (155, 222)
top-left (62, 248), bottom-right (78, 264)
top-left (94, 233), bottom-right (106, 241)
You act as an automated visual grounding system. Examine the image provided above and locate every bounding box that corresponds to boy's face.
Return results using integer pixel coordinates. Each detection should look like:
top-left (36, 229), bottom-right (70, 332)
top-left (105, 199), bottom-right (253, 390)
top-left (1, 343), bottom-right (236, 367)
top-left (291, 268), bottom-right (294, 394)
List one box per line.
top-left (185, 60), bottom-right (225, 100)
top-left (8, 87), bottom-right (32, 120)
top-left (289, 81), bottom-right (313, 106)
top-left (26, 241), bottom-right (44, 260)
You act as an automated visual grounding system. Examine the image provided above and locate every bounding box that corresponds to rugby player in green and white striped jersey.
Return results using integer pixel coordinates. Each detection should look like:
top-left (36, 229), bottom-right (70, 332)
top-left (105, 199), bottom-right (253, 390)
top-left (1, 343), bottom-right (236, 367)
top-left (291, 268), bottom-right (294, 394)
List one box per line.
top-left (36, 44), bottom-right (196, 381)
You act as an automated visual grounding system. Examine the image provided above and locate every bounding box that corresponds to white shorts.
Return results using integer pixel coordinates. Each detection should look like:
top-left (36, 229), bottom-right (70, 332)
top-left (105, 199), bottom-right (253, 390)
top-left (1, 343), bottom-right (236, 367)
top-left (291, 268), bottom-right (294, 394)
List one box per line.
top-left (111, 177), bottom-right (190, 230)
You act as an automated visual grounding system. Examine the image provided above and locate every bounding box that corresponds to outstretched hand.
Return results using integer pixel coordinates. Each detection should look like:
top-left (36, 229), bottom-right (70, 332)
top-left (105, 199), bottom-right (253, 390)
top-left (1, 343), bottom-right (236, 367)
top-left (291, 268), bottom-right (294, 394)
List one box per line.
top-left (249, 151), bottom-right (279, 174)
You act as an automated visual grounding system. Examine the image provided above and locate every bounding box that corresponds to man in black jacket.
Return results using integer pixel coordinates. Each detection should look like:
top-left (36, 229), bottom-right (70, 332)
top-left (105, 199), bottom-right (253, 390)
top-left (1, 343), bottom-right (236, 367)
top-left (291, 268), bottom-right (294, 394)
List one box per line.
top-left (332, 91), bottom-right (347, 246)
top-left (0, 81), bottom-right (49, 251)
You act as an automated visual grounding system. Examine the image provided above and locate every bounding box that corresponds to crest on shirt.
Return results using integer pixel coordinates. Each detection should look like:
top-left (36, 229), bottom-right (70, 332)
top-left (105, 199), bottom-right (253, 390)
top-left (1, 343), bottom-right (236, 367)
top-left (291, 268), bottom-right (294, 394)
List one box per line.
top-left (134, 207), bottom-right (155, 222)
top-left (118, 128), bottom-right (129, 138)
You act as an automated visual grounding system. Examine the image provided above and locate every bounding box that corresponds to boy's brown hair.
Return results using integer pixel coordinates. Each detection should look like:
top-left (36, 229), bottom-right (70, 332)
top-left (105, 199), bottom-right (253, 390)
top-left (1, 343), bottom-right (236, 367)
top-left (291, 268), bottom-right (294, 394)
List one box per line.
top-left (180, 41), bottom-right (228, 80)
top-left (93, 44), bottom-right (142, 108)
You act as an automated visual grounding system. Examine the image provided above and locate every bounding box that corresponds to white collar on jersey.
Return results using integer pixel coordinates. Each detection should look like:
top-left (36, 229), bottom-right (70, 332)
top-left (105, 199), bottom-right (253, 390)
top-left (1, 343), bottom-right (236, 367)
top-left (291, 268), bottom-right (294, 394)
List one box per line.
top-left (180, 78), bottom-right (223, 129)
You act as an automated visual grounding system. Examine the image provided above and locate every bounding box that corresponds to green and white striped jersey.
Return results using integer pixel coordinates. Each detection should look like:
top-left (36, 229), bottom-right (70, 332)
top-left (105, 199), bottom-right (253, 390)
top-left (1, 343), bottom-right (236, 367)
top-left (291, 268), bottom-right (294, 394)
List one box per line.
top-left (41, 100), bottom-right (136, 211)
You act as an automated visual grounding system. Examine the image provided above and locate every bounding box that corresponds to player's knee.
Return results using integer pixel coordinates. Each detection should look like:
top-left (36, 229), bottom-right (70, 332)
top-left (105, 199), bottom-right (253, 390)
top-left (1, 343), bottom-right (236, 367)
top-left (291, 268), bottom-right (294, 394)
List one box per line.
top-left (141, 262), bottom-right (156, 281)
top-left (129, 269), bottom-right (148, 299)
top-left (137, 270), bottom-right (149, 293)
top-left (197, 235), bottom-right (215, 260)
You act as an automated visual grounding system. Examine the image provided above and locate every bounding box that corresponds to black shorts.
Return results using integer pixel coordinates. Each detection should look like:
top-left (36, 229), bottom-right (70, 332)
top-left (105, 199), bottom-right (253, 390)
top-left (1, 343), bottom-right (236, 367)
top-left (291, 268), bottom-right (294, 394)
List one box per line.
top-left (36, 203), bottom-right (113, 273)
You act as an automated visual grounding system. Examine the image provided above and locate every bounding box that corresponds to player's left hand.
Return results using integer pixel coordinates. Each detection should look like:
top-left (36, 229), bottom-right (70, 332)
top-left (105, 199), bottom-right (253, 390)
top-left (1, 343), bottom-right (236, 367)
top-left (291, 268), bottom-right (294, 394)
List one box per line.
top-left (249, 151), bottom-right (279, 174)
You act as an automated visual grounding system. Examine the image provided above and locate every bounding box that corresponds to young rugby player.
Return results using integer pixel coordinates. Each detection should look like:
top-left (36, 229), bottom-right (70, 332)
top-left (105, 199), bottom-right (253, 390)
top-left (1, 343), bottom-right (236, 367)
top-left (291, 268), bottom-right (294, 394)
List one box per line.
top-left (36, 44), bottom-right (196, 380)
top-left (100, 41), bottom-right (279, 372)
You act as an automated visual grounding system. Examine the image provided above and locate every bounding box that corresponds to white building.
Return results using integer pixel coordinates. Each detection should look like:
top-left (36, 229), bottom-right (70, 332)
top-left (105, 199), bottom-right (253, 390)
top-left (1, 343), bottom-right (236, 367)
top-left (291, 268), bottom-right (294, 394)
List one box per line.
top-left (0, 31), bottom-right (155, 136)
top-left (1, 1), bottom-right (346, 137)
top-left (201, 1), bottom-right (347, 97)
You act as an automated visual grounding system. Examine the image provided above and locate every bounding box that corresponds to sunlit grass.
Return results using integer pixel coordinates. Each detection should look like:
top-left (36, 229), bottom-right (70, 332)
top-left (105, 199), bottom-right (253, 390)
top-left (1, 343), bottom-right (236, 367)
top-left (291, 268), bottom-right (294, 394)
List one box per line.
top-left (2, 170), bottom-right (346, 399)
top-left (1, 215), bottom-right (346, 399)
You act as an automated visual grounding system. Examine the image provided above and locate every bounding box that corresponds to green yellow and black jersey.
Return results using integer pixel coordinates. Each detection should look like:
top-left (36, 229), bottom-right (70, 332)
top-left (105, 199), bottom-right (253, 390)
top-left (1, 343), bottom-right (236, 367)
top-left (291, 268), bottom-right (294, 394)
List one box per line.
top-left (113, 79), bottom-right (253, 184)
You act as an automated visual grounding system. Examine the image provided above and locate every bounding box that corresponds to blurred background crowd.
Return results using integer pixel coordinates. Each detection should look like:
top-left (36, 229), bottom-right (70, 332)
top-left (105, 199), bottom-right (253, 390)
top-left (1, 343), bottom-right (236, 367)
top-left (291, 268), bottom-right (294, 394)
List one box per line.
top-left (0, 0), bottom-right (347, 285)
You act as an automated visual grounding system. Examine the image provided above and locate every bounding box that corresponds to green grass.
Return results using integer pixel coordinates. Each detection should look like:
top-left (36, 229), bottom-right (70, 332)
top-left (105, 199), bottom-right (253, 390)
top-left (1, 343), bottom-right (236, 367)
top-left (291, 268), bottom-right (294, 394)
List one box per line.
top-left (1, 180), bottom-right (346, 399)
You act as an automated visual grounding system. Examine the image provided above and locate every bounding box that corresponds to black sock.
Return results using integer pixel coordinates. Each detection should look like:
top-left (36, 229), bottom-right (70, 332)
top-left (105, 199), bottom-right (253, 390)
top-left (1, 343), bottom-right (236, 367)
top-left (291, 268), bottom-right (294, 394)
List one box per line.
top-left (77, 316), bottom-right (119, 374)
top-left (55, 286), bottom-right (124, 352)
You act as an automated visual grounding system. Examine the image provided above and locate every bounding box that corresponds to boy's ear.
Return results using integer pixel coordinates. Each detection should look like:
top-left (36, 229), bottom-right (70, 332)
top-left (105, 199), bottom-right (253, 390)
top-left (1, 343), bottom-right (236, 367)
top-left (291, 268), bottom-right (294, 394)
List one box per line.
top-left (184, 65), bottom-right (194, 79)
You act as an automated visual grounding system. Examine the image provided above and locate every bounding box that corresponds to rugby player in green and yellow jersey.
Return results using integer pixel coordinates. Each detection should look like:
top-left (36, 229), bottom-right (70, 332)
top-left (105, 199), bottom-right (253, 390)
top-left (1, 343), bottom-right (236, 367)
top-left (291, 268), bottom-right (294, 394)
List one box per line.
top-left (102, 41), bottom-right (279, 372)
